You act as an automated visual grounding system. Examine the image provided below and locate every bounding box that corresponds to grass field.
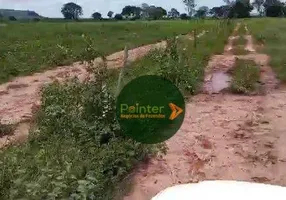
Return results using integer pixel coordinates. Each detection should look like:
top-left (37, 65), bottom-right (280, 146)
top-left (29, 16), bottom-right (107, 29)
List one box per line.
top-left (0, 20), bottom-right (218, 83)
top-left (247, 18), bottom-right (286, 82)
top-left (0, 20), bottom-right (234, 199)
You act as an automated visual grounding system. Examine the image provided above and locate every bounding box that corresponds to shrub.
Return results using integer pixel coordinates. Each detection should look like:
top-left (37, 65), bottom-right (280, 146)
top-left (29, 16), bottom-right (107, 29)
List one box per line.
top-left (0, 61), bottom-right (162, 199)
top-left (157, 20), bottom-right (235, 95)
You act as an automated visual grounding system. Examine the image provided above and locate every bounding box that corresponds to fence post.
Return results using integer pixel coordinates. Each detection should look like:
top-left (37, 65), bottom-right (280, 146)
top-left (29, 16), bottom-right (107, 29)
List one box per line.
top-left (194, 29), bottom-right (197, 48)
top-left (116, 45), bottom-right (129, 96)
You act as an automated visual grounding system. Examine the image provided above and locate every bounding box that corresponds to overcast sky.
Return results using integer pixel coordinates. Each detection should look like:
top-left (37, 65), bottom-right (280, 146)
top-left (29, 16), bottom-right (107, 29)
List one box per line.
top-left (0, 0), bottom-right (229, 18)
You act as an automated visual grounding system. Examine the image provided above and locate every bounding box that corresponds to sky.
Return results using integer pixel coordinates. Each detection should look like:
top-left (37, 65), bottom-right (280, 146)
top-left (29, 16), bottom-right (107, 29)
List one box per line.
top-left (0, 0), bottom-right (227, 18)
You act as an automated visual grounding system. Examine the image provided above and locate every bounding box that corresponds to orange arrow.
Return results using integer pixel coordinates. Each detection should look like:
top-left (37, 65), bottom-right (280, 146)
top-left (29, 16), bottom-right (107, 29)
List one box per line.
top-left (169, 103), bottom-right (183, 120)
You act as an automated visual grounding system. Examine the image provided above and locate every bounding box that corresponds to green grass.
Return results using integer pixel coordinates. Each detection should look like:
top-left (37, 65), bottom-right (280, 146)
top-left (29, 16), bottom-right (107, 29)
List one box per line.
top-left (0, 20), bottom-right (234, 200)
top-left (247, 18), bottom-right (286, 82)
top-left (230, 59), bottom-right (260, 94)
top-left (0, 20), bottom-right (217, 84)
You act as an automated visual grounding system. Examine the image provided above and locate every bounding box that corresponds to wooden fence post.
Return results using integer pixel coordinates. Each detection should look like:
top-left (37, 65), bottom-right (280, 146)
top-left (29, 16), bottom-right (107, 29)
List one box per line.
top-left (194, 29), bottom-right (197, 48)
top-left (116, 45), bottom-right (129, 96)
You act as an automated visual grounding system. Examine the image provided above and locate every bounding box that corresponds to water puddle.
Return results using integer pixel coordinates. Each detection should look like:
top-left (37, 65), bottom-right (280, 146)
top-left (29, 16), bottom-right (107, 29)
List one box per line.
top-left (204, 72), bottom-right (231, 94)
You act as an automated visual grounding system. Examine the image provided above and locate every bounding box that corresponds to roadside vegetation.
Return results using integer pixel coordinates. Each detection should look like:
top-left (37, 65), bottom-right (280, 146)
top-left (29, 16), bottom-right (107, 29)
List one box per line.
top-left (230, 59), bottom-right (261, 94)
top-left (0, 20), bottom-right (234, 199)
top-left (247, 18), bottom-right (286, 82)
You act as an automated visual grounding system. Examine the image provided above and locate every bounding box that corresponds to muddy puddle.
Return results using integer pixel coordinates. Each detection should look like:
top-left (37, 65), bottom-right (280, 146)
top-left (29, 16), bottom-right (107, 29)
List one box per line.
top-left (204, 72), bottom-right (232, 94)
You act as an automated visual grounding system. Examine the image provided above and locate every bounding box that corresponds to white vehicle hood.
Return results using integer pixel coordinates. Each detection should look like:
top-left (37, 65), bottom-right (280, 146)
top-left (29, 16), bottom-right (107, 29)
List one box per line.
top-left (152, 180), bottom-right (286, 200)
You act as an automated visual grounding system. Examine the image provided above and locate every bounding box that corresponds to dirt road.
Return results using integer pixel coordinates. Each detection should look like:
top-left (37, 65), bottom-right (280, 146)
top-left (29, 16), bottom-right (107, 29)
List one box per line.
top-left (124, 24), bottom-right (286, 200)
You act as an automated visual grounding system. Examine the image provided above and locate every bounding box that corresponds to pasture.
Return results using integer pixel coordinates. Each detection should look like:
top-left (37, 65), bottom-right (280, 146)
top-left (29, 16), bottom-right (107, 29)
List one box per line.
top-left (0, 20), bottom-right (215, 83)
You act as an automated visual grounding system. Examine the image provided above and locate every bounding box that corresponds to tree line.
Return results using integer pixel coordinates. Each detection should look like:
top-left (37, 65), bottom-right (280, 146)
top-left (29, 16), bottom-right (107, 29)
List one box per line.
top-left (60, 0), bottom-right (286, 21)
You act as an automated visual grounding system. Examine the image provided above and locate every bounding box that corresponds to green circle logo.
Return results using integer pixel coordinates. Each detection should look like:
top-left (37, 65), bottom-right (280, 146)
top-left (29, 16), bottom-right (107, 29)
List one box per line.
top-left (116, 75), bottom-right (185, 144)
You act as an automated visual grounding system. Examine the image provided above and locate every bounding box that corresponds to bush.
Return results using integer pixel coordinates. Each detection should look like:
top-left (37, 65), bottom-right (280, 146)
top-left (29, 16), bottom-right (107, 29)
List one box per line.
top-left (0, 61), bottom-right (162, 199)
top-left (157, 20), bottom-right (235, 95)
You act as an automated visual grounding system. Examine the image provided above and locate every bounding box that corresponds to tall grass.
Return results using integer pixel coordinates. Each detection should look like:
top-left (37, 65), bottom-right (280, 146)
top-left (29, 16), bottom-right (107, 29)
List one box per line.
top-left (247, 18), bottom-right (286, 82)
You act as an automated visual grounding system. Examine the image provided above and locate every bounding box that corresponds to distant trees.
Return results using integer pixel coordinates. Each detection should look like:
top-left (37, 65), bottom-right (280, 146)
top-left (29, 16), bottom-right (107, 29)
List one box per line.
top-left (209, 0), bottom-right (254, 18)
top-left (183, 0), bottom-right (196, 17)
top-left (228, 0), bottom-right (253, 18)
top-left (121, 5), bottom-right (141, 18)
top-left (168, 8), bottom-right (180, 18)
top-left (148, 6), bottom-right (167, 20)
top-left (120, 4), bottom-right (167, 20)
top-left (107, 11), bottom-right (114, 18)
top-left (60, 0), bottom-right (286, 21)
top-left (92, 12), bottom-right (102, 20)
top-left (61, 2), bottom-right (83, 20)
top-left (114, 14), bottom-right (123, 20)
top-left (265, 4), bottom-right (284, 17)
top-left (264, 0), bottom-right (284, 17)
top-left (195, 6), bottom-right (209, 18)
top-left (180, 13), bottom-right (189, 19)
top-left (209, 6), bottom-right (229, 18)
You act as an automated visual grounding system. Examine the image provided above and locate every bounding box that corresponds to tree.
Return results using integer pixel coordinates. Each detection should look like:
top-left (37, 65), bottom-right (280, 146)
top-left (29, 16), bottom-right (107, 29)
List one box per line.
top-left (252, 0), bottom-right (265, 16)
top-left (180, 13), bottom-right (189, 19)
top-left (92, 12), bottom-right (102, 20)
top-left (264, 0), bottom-right (282, 8)
top-left (61, 2), bottom-right (83, 20)
top-left (148, 6), bottom-right (167, 20)
top-left (195, 6), bottom-right (209, 18)
top-left (114, 14), bottom-right (123, 20)
top-left (107, 11), bottom-right (114, 18)
top-left (121, 6), bottom-right (141, 18)
top-left (263, 0), bottom-right (284, 16)
top-left (183, 0), bottom-right (196, 17)
top-left (265, 4), bottom-right (284, 16)
top-left (168, 8), bottom-right (180, 18)
top-left (210, 6), bottom-right (230, 18)
top-left (228, 0), bottom-right (253, 18)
